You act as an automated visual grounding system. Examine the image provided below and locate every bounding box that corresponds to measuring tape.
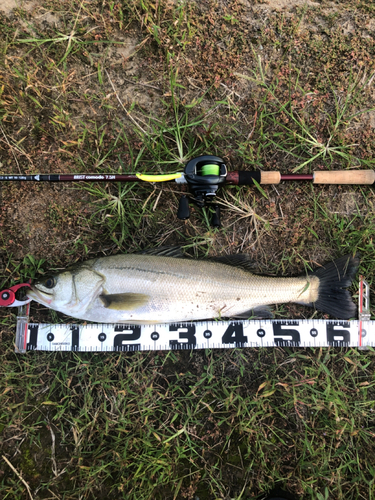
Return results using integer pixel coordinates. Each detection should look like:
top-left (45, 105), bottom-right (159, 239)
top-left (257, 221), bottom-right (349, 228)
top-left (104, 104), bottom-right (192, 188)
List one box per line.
top-left (13, 280), bottom-right (373, 354)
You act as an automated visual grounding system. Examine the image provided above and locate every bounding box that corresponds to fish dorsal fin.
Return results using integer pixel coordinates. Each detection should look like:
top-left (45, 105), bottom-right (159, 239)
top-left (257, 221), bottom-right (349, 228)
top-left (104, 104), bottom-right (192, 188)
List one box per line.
top-left (209, 254), bottom-right (258, 272)
top-left (137, 246), bottom-right (185, 258)
top-left (99, 293), bottom-right (149, 311)
top-left (137, 248), bottom-right (258, 272)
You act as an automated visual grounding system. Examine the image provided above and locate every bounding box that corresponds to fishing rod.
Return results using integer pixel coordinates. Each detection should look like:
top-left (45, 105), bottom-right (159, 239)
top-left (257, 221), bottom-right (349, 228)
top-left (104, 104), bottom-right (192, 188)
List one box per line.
top-left (1, 155), bottom-right (374, 226)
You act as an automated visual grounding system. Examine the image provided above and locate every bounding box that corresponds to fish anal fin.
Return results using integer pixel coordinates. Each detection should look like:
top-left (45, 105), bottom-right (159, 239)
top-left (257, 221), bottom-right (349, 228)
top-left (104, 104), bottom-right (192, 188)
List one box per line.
top-left (234, 306), bottom-right (274, 319)
top-left (99, 293), bottom-right (149, 311)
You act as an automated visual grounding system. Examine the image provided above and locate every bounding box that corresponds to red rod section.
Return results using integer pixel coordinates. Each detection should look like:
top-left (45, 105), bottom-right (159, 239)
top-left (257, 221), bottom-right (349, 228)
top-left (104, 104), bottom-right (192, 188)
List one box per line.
top-left (280, 174), bottom-right (314, 181)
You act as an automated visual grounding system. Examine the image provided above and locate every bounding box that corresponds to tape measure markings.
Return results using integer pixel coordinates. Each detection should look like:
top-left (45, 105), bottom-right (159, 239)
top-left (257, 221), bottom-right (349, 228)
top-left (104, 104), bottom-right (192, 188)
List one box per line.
top-left (14, 319), bottom-right (375, 353)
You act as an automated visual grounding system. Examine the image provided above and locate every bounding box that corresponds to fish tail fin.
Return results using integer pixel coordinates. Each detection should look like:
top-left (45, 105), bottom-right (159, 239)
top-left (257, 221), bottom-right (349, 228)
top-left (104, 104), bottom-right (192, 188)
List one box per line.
top-left (311, 254), bottom-right (360, 319)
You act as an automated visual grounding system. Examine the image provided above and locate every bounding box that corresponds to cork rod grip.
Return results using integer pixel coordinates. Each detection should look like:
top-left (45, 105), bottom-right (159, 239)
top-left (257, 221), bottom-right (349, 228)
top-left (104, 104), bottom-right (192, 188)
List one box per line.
top-left (260, 171), bottom-right (281, 184)
top-left (313, 170), bottom-right (375, 185)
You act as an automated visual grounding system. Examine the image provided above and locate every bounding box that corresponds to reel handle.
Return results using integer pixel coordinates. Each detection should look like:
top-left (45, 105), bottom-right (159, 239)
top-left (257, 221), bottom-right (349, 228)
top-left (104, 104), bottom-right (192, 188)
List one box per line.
top-left (177, 195), bottom-right (190, 220)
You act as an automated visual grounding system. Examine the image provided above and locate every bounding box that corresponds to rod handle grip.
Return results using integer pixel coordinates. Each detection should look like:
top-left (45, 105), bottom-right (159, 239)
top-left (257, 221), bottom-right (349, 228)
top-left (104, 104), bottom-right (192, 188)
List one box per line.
top-left (313, 170), bottom-right (375, 184)
top-left (260, 171), bottom-right (281, 184)
top-left (225, 171), bottom-right (282, 185)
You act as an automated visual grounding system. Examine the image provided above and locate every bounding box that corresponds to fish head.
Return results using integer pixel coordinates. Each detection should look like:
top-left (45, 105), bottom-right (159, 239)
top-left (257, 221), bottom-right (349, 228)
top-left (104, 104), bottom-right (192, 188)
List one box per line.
top-left (27, 266), bottom-right (105, 316)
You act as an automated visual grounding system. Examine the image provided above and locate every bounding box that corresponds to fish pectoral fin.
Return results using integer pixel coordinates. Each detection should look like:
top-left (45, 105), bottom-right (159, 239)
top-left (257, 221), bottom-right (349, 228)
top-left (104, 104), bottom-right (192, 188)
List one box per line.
top-left (234, 306), bottom-right (274, 319)
top-left (99, 293), bottom-right (149, 310)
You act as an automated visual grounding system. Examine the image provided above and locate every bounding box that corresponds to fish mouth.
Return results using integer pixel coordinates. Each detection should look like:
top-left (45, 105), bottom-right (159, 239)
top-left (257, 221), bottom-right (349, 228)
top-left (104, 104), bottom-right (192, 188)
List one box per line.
top-left (27, 287), bottom-right (53, 306)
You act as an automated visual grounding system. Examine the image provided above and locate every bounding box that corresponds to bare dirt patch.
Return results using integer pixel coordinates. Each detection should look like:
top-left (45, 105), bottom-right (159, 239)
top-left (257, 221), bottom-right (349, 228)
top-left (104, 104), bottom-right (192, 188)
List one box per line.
top-left (260, 0), bottom-right (320, 10)
top-left (0, 0), bottom-right (35, 15)
top-left (1, 183), bottom-right (93, 262)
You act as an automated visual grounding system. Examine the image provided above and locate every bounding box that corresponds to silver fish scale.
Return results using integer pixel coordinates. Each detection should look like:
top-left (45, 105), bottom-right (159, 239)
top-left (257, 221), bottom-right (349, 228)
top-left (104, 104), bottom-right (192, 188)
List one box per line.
top-left (80, 255), bottom-right (312, 323)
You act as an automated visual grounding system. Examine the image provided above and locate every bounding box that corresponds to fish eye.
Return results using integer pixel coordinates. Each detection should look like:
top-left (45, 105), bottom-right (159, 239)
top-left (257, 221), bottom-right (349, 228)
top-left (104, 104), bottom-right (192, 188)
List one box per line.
top-left (44, 277), bottom-right (56, 289)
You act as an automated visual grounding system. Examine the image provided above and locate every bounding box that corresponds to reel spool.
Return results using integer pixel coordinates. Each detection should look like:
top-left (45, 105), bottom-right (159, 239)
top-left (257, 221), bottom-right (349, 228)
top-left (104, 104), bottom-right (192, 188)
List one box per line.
top-left (177, 155), bottom-right (227, 227)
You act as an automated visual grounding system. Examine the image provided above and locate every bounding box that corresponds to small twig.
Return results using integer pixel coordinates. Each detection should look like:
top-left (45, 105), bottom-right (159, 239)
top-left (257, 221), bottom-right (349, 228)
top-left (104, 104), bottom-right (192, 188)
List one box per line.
top-left (105, 69), bottom-right (148, 136)
top-left (152, 189), bottom-right (163, 212)
top-left (0, 133), bottom-right (34, 168)
top-left (204, 103), bottom-right (222, 119)
top-left (48, 425), bottom-right (58, 477)
top-left (187, 77), bottom-right (203, 90)
top-left (122, 77), bottom-right (162, 92)
top-left (247, 110), bottom-right (258, 140)
top-left (0, 125), bottom-right (21, 173)
top-left (142, 187), bottom-right (156, 209)
top-left (11, 436), bottom-right (26, 459)
top-left (365, 70), bottom-right (375, 88)
top-left (2, 455), bottom-right (34, 500)
top-left (220, 82), bottom-right (242, 99)
top-left (2, 434), bottom-right (24, 444)
top-left (65, 0), bottom-right (84, 57)
top-left (47, 489), bottom-right (61, 499)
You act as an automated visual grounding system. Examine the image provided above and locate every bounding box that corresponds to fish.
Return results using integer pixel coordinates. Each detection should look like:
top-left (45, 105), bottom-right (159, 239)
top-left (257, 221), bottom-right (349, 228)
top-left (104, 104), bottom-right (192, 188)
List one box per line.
top-left (26, 248), bottom-right (359, 324)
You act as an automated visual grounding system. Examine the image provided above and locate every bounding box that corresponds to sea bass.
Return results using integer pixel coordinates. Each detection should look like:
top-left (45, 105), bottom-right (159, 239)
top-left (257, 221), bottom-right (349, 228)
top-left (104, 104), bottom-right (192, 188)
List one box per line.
top-left (26, 249), bottom-right (359, 323)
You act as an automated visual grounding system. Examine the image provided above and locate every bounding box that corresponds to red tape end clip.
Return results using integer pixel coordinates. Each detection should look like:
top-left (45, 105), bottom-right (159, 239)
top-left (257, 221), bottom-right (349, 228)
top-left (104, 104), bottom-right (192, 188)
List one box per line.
top-left (0, 283), bottom-right (32, 307)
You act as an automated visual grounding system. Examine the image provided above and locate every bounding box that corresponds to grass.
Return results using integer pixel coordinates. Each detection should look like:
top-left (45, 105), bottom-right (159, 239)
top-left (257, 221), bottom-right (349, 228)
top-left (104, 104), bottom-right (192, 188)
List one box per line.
top-left (2, 345), bottom-right (375, 499)
top-left (235, 60), bottom-right (375, 173)
top-left (0, 0), bottom-right (375, 499)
